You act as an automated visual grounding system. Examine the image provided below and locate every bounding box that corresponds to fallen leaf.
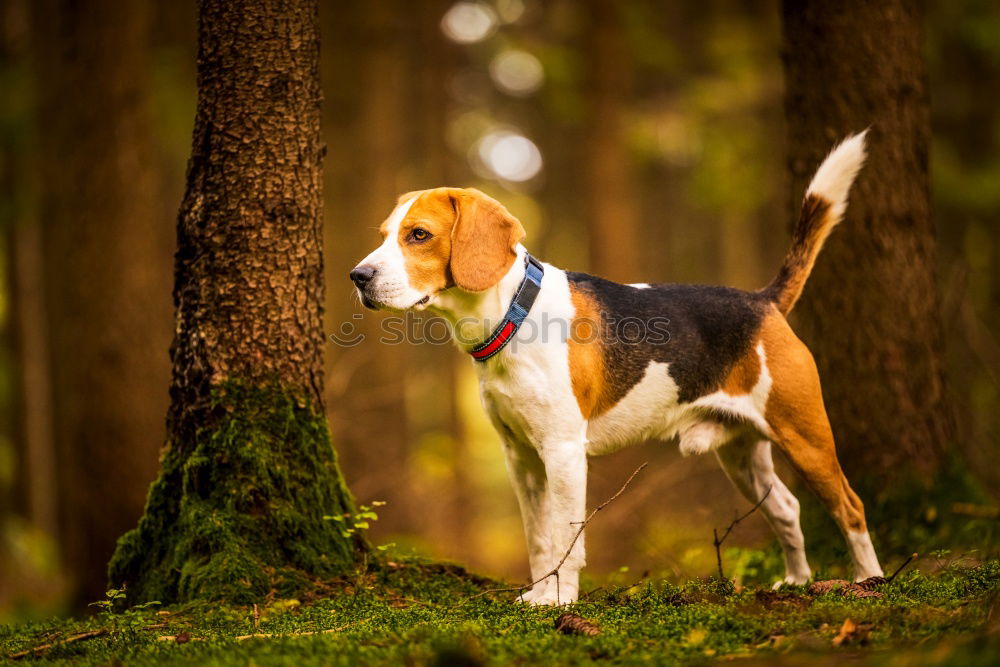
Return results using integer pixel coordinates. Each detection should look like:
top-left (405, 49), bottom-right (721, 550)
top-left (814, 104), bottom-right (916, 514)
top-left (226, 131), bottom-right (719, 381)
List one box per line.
top-left (832, 618), bottom-right (857, 646)
top-left (832, 618), bottom-right (873, 646)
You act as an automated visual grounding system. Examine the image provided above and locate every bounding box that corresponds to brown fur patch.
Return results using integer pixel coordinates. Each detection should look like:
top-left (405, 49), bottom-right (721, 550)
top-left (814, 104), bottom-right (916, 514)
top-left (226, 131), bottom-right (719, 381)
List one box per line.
top-left (394, 189), bottom-right (456, 295)
top-left (762, 193), bottom-right (833, 315)
top-left (721, 348), bottom-right (761, 395)
top-left (386, 188), bottom-right (525, 295)
top-left (759, 309), bottom-right (868, 533)
top-left (568, 285), bottom-right (622, 419)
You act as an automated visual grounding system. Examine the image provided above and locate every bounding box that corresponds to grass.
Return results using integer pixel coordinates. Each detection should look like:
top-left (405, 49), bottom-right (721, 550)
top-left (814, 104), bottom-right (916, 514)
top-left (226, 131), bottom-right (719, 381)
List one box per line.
top-left (2, 556), bottom-right (997, 665)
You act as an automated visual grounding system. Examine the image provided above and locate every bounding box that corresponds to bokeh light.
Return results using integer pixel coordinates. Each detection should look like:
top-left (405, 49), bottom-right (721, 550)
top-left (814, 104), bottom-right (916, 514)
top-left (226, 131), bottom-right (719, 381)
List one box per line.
top-left (441, 2), bottom-right (498, 44)
top-left (495, 0), bottom-right (526, 24)
top-left (476, 131), bottom-right (543, 182)
top-left (489, 49), bottom-right (544, 96)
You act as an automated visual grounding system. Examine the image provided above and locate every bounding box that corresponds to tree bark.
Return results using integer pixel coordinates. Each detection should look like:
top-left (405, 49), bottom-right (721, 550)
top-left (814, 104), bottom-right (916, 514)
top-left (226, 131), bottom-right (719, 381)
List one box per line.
top-left (110, 0), bottom-right (364, 604)
top-left (30, 0), bottom-right (172, 603)
top-left (582, 0), bottom-right (640, 281)
top-left (780, 0), bottom-right (952, 488)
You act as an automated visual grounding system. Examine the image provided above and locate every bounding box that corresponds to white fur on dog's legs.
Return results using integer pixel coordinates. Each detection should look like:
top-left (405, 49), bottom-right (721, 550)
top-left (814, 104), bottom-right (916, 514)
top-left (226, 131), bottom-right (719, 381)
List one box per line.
top-left (715, 437), bottom-right (812, 586)
top-left (523, 441), bottom-right (588, 606)
top-left (501, 437), bottom-right (553, 604)
top-left (847, 530), bottom-right (883, 581)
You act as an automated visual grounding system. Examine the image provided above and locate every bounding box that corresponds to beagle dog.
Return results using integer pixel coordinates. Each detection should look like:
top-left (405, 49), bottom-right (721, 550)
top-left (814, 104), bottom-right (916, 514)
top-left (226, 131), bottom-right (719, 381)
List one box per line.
top-left (350, 132), bottom-right (882, 605)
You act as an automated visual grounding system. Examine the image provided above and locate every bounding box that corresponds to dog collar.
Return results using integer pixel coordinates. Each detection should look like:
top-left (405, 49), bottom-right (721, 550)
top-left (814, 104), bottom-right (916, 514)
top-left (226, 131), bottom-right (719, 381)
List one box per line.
top-left (469, 253), bottom-right (544, 362)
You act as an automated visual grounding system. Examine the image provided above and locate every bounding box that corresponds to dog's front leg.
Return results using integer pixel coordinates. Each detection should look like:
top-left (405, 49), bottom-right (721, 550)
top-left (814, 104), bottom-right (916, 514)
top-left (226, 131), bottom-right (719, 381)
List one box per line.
top-left (528, 440), bottom-right (588, 605)
top-left (501, 437), bottom-right (553, 603)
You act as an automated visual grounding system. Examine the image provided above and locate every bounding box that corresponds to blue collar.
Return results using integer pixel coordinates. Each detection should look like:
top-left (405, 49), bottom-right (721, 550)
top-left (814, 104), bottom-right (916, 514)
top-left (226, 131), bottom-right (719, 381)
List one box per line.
top-left (469, 253), bottom-right (544, 361)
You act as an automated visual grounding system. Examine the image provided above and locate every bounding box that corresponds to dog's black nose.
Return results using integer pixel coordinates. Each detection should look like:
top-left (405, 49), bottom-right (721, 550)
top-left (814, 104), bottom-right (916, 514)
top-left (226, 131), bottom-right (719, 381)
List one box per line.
top-left (350, 265), bottom-right (376, 288)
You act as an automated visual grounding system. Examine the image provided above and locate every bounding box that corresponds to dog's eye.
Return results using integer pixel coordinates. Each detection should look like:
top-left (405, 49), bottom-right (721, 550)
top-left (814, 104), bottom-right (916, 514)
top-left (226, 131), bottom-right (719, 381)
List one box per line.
top-left (410, 228), bottom-right (431, 242)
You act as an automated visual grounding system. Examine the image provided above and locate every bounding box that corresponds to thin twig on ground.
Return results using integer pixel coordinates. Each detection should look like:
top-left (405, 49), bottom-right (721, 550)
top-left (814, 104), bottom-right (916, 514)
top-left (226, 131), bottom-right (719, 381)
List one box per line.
top-left (234, 617), bottom-right (370, 641)
top-left (469, 462), bottom-right (648, 605)
top-left (712, 486), bottom-right (772, 580)
top-left (9, 622), bottom-right (170, 660)
top-left (887, 552), bottom-right (919, 583)
top-left (8, 630), bottom-right (108, 660)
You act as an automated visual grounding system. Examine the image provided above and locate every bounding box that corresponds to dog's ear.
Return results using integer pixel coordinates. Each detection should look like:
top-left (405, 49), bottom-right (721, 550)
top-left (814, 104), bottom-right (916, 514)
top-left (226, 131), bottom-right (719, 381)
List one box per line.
top-left (449, 188), bottom-right (525, 292)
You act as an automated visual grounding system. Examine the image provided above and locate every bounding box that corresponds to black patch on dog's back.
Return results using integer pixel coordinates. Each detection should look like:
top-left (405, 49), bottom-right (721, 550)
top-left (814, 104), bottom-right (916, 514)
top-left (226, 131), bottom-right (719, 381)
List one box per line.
top-left (566, 272), bottom-right (769, 404)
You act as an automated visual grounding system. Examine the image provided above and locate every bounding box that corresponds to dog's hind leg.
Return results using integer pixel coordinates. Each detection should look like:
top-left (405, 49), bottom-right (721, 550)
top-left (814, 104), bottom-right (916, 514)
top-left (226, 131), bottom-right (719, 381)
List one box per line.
top-left (715, 435), bottom-right (812, 586)
top-left (759, 313), bottom-right (883, 581)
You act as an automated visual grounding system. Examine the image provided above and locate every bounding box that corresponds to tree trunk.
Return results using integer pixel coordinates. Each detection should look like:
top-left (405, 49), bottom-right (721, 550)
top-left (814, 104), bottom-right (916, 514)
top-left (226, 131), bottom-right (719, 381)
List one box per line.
top-left (2, 0), bottom-right (54, 534)
top-left (780, 0), bottom-right (952, 490)
top-left (110, 0), bottom-right (364, 604)
top-left (582, 0), bottom-right (640, 281)
top-left (30, 0), bottom-right (172, 604)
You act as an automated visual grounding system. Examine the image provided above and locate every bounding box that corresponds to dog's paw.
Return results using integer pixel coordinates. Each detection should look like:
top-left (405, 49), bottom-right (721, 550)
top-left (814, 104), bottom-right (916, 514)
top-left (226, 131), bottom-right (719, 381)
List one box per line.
top-left (522, 592), bottom-right (571, 606)
top-left (515, 584), bottom-right (578, 606)
top-left (772, 573), bottom-right (811, 589)
top-left (515, 588), bottom-right (542, 604)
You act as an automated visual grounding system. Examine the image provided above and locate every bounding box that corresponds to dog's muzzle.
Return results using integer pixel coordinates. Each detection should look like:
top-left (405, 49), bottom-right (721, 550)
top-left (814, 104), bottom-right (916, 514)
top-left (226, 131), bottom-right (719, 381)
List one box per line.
top-left (350, 265), bottom-right (379, 309)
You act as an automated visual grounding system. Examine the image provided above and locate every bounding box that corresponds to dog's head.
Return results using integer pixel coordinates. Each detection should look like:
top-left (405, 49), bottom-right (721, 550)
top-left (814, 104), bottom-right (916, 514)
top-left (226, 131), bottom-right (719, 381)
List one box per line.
top-left (350, 188), bottom-right (525, 311)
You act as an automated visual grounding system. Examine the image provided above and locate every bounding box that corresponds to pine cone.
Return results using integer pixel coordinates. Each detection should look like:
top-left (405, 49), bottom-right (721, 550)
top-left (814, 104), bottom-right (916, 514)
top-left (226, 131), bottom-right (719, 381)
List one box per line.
top-left (554, 613), bottom-right (601, 636)
top-left (840, 584), bottom-right (883, 599)
top-left (808, 578), bottom-right (883, 598)
top-left (808, 579), bottom-right (850, 595)
top-left (855, 576), bottom-right (887, 590)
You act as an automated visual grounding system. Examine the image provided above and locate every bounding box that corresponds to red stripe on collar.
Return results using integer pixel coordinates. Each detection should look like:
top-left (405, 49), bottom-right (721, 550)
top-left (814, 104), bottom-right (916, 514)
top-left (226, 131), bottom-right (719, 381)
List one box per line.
top-left (468, 253), bottom-right (544, 362)
top-left (470, 320), bottom-right (516, 360)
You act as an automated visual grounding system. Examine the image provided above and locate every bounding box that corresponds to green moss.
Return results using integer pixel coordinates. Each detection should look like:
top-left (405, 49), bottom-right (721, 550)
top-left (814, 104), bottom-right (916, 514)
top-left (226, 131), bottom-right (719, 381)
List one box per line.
top-left (108, 381), bottom-right (366, 605)
top-left (3, 558), bottom-right (998, 665)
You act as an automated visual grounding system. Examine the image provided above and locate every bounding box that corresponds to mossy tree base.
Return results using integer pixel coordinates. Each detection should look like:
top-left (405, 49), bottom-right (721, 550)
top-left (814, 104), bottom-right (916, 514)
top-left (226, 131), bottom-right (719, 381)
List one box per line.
top-left (109, 382), bottom-right (364, 604)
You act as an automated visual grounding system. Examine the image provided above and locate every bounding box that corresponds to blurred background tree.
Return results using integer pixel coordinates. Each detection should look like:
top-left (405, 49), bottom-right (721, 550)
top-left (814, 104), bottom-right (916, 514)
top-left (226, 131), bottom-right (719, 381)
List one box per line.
top-left (1, 0), bottom-right (997, 617)
top-left (781, 0), bottom-right (955, 545)
top-left (12, 0), bottom-right (173, 606)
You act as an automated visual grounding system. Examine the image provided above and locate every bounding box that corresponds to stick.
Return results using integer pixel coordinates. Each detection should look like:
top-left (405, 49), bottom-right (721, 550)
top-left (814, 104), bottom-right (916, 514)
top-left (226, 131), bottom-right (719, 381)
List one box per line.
top-left (470, 462), bottom-right (648, 604)
top-left (234, 618), bottom-right (369, 641)
top-left (712, 486), bottom-right (772, 580)
top-left (9, 630), bottom-right (107, 660)
top-left (9, 622), bottom-right (169, 660)
top-left (887, 552), bottom-right (918, 583)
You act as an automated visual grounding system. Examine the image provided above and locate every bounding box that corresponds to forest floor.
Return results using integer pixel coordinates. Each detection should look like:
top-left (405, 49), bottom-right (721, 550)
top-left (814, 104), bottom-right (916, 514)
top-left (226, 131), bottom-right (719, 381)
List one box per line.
top-left (2, 556), bottom-right (998, 665)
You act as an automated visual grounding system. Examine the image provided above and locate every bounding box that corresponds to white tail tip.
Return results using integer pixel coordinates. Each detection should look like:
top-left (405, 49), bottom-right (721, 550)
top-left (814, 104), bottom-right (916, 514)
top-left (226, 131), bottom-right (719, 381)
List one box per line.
top-left (806, 130), bottom-right (868, 222)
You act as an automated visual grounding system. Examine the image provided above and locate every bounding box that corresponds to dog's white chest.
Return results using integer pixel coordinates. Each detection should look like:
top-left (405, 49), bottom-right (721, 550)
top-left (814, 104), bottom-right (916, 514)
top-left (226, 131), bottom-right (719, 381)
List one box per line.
top-left (477, 349), bottom-right (585, 448)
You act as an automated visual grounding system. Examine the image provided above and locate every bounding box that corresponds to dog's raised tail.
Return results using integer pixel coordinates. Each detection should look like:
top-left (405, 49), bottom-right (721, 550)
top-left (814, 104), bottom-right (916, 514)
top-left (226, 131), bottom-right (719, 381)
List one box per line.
top-left (762, 131), bottom-right (868, 316)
